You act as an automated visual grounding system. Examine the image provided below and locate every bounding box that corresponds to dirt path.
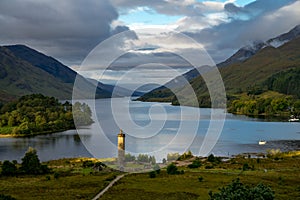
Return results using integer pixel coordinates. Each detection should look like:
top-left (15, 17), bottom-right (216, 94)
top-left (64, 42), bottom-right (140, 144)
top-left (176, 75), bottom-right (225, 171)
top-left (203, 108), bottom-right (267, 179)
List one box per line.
top-left (92, 174), bottom-right (126, 200)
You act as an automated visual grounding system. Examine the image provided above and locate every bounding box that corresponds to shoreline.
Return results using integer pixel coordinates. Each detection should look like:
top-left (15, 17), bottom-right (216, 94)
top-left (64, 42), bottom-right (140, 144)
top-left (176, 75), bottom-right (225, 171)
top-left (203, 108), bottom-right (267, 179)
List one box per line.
top-left (0, 128), bottom-right (76, 138)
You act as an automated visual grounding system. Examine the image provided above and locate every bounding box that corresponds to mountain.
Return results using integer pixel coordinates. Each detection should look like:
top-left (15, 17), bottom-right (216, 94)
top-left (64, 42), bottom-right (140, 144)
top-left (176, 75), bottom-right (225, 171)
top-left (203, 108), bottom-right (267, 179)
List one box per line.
top-left (267, 24), bottom-right (300, 48)
top-left (0, 45), bottom-right (112, 102)
top-left (5, 45), bottom-right (76, 84)
top-left (139, 25), bottom-right (300, 107)
top-left (219, 24), bottom-right (300, 67)
top-left (0, 46), bottom-right (73, 102)
top-left (86, 78), bottom-right (144, 97)
top-left (217, 40), bottom-right (266, 67)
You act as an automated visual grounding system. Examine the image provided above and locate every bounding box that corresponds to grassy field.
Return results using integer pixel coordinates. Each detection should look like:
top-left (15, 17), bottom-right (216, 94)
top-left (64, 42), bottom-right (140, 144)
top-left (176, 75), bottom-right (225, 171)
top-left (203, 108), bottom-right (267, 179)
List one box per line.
top-left (0, 152), bottom-right (299, 200)
top-left (101, 152), bottom-right (300, 200)
top-left (0, 158), bottom-right (121, 200)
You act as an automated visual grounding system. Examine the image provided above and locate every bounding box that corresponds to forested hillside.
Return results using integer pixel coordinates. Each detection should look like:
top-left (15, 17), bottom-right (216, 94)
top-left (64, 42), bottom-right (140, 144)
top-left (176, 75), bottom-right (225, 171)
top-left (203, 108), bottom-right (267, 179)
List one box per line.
top-left (0, 94), bottom-right (93, 136)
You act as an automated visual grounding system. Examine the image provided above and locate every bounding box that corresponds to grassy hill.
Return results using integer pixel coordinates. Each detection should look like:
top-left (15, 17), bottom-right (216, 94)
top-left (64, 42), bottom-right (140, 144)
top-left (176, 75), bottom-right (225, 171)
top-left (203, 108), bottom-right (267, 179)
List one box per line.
top-left (139, 36), bottom-right (300, 110)
top-left (0, 46), bottom-right (73, 102)
top-left (0, 45), bottom-right (112, 103)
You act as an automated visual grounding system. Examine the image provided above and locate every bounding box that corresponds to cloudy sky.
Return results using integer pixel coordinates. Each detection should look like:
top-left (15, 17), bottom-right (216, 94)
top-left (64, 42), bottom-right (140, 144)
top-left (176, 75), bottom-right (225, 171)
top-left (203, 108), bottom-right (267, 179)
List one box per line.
top-left (0, 0), bottom-right (300, 87)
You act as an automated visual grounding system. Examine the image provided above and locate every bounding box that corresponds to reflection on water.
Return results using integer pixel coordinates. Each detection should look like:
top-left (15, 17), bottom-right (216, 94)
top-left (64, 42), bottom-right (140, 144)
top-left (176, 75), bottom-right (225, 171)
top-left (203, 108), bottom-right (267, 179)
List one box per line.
top-left (0, 130), bottom-right (92, 162)
top-left (1, 97), bottom-right (300, 162)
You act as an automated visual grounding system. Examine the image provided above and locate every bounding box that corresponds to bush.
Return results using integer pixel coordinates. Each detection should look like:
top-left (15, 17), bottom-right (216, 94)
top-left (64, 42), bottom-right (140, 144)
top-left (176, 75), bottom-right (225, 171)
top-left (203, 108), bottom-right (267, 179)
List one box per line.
top-left (82, 160), bottom-right (94, 168)
top-left (45, 175), bottom-right (51, 181)
top-left (188, 159), bottom-right (202, 169)
top-left (53, 172), bottom-right (60, 179)
top-left (205, 165), bottom-right (214, 169)
top-left (207, 154), bottom-right (215, 162)
top-left (177, 150), bottom-right (193, 161)
top-left (167, 163), bottom-right (178, 175)
top-left (243, 163), bottom-right (249, 171)
top-left (209, 178), bottom-right (275, 200)
top-left (198, 176), bottom-right (204, 182)
top-left (1, 161), bottom-right (17, 176)
top-left (166, 163), bottom-right (183, 175)
top-left (149, 171), bottom-right (156, 178)
top-left (207, 154), bottom-right (221, 163)
top-left (20, 147), bottom-right (49, 174)
top-left (0, 194), bottom-right (16, 200)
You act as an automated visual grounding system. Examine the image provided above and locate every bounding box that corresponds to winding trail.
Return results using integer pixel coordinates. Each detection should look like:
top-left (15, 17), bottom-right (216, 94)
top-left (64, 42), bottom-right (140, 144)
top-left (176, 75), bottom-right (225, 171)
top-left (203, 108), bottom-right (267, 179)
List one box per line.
top-left (92, 174), bottom-right (126, 200)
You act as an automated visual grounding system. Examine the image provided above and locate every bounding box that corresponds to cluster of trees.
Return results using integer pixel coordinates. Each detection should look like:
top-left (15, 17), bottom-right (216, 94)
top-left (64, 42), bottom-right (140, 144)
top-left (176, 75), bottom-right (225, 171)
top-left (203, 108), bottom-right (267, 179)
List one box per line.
top-left (0, 94), bottom-right (93, 136)
top-left (209, 178), bottom-right (274, 200)
top-left (125, 153), bottom-right (156, 164)
top-left (228, 96), bottom-right (300, 117)
top-left (1, 147), bottom-right (49, 176)
top-left (265, 68), bottom-right (300, 98)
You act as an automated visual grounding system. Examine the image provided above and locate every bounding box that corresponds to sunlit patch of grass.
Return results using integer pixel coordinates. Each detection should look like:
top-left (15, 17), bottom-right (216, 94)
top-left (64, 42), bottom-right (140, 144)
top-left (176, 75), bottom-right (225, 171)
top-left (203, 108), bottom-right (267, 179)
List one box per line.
top-left (101, 153), bottom-right (300, 200)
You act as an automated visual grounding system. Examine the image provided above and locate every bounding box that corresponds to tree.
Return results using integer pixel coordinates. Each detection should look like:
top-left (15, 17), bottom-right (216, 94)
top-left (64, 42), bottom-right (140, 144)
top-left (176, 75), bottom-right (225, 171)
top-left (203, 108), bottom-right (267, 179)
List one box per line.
top-left (125, 153), bottom-right (136, 162)
top-left (166, 163), bottom-right (183, 175)
top-left (207, 154), bottom-right (215, 162)
top-left (20, 147), bottom-right (49, 174)
top-left (209, 178), bottom-right (274, 200)
top-left (1, 160), bottom-right (17, 176)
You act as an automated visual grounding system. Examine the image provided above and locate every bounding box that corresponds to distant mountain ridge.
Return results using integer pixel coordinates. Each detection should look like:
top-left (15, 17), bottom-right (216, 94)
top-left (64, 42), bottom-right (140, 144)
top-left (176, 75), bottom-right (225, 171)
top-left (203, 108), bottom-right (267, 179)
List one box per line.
top-left (0, 46), bottom-right (74, 102)
top-left (0, 45), bottom-right (115, 102)
top-left (139, 24), bottom-right (300, 107)
top-left (219, 24), bottom-right (300, 67)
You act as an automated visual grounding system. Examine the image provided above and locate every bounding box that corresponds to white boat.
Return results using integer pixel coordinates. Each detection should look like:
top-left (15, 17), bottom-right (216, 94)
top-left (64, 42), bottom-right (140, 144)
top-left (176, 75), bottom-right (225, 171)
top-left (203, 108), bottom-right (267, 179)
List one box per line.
top-left (288, 115), bottom-right (299, 122)
top-left (258, 140), bottom-right (267, 145)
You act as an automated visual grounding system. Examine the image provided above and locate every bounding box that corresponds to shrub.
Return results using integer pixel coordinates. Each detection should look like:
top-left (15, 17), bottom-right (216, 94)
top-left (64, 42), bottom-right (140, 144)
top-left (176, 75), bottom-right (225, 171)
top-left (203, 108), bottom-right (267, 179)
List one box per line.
top-left (20, 147), bottom-right (49, 174)
top-left (205, 165), bottom-right (214, 169)
top-left (149, 171), bottom-right (156, 178)
top-left (82, 160), bottom-right (94, 168)
top-left (1, 161), bottom-right (17, 176)
top-left (198, 176), bottom-right (204, 182)
top-left (243, 163), bottom-right (249, 171)
top-left (0, 194), bottom-right (16, 200)
top-left (207, 154), bottom-right (215, 162)
top-left (209, 178), bottom-right (274, 200)
top-left (188, 159), bottom-right (202, 169)
top-left (167, 163), bottom-right (180, 175)
top-left (53, 172), bottom-right (60, 179)
top-left (177, 150), bottom-right (193, 161)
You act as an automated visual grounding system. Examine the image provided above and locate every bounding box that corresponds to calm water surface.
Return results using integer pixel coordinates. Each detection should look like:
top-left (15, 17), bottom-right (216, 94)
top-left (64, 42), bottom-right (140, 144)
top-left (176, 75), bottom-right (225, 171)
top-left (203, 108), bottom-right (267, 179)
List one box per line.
top-left (0, 98), bottom-right (299, 162)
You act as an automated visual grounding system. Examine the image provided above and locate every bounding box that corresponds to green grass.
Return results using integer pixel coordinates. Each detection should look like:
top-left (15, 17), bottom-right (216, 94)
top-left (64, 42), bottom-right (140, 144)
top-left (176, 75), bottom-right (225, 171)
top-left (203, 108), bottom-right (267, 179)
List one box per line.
top-left (0, 174), bottom-right (116, 200)
top-left (0, 158), bottom-right (121, 200)
top-left (100, 153), bottom-right (300, 200)
top-left (0, 153), bottom-right (299, 200)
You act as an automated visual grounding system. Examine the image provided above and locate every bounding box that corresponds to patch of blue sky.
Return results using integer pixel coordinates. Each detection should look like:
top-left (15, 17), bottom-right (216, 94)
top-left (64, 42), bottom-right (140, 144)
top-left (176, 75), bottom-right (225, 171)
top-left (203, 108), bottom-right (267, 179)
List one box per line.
top-left (196, 0), bottom-right (256, 6)
top-left (119, 7), bottom-right (183, 25)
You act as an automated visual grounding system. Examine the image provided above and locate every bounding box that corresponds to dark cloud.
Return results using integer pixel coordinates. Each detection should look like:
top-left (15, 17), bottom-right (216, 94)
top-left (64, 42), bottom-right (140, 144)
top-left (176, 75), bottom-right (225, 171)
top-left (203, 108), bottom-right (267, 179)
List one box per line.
top-left (184, 0), bottom-right (300, 63)
top-left (0, 0), bottom-right (129, 65)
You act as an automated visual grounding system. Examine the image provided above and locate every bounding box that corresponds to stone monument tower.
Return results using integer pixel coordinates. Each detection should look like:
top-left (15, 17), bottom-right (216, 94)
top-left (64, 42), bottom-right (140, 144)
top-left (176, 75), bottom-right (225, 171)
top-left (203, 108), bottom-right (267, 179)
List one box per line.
top-left (117, 129), bottom-right (125, 169)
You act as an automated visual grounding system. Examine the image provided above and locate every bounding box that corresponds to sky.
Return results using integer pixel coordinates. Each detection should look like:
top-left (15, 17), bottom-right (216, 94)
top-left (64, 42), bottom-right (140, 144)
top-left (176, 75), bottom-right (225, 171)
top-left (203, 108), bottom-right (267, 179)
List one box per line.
top-left (0, 0), bottom-right (300, 87)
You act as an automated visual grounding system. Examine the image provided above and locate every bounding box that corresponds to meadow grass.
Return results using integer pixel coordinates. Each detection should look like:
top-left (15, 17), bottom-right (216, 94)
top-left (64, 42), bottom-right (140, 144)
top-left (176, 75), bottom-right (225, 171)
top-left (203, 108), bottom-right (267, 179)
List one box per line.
top-left (0, 152), bottom-right (299, 200)
top-left (100, 153), bottom-right (300, 200)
